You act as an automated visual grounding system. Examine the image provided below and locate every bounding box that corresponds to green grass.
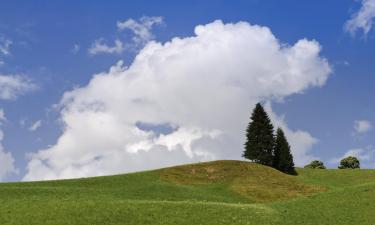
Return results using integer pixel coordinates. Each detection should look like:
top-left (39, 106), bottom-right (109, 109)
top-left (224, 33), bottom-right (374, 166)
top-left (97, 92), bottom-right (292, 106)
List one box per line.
top-left (1, 160), bottom-right (375, 225)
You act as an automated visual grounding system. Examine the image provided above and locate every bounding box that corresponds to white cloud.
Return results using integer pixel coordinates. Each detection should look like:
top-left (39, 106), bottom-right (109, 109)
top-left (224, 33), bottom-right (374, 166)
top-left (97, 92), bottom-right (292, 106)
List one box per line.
top-left (330, 147), bottom-right (375, 167)
top-left (0, 110), bottom-right (5, 122)
top-left (0, 38), bottom-right (12, 65)
top-left (88, 16), bottom-right (163, 56)
top-left (345, 0), bottom-right (375, 36)
top-left (24, 20), bottom-right (332, 181)
top-left (354, 120), bottom-right (372, 134)
top-left (19, 118), bottom-right (26, 127)
top-left (0, 109), bottom-right (18, 181)
top-left (0, 38), bottom-right (12, 56)
top-left (88, 39), bottom-right (125, 56)
top-left (0, 74), bottom-right (37, 100)
top-left (71, 44), bottom-right (80, 54)
top-left (117, 16), bottom-right (163, 45)
top-left (29, 120), bottom-right (42, 132)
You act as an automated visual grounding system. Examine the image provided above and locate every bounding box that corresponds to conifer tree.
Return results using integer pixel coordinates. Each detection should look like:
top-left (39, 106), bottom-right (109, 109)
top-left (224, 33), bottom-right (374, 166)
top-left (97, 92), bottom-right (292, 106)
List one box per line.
top-left (243, 103), bottom-right (274, 166)
top-left (273, 128), bottom-right (296, 175)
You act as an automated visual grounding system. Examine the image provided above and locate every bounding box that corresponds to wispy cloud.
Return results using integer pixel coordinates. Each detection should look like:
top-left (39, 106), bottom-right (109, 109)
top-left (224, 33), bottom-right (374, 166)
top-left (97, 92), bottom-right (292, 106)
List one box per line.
top-left (88, 39), bottom-right (124, 56)
top-left (29, 120), bottom-right (42, 132)
top-left (117, 16), bottom-right (163, 45)
top-left (353, 120), bottom-right (372, 134)
top-left (0, 109), bottom-right (5, 122)
top-left (88, 16), bottom-right (163, 56)
top-left (0, 38), bottom-right (12, 65)
top-left (71, 44), bottom-right (80, 54)
top-left (0, 38), bottom-right (12, 56)
top-left (0, 74), bottom-right (37, 100)
top-left (0, 109), bottom-right (19, 180)
top-left (345, 0), bottom-right (375, 36)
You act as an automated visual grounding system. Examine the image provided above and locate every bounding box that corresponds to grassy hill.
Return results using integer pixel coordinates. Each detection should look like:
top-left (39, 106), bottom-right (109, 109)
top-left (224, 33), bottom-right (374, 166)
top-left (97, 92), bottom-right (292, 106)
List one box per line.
top-left (1, 160), bottom-right (375, 225)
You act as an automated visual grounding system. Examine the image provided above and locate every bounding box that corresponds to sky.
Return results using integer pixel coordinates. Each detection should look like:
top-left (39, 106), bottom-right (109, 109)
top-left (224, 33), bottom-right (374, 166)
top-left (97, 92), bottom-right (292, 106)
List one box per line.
top-left (0, 0), bottom-right (375, 181)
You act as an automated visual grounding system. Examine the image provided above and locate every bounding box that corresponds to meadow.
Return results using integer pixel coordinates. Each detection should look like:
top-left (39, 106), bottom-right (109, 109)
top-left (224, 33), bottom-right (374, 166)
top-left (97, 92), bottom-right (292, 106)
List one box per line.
top-left (0, 160), bottom-right (374, 225)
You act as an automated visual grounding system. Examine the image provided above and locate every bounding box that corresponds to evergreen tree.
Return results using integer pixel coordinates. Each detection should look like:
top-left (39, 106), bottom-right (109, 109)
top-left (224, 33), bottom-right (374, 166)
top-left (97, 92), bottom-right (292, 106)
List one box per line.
top-left (243, 103), bottom-right (274, 166)
top-left (273, 128), bottom-right (296, 175)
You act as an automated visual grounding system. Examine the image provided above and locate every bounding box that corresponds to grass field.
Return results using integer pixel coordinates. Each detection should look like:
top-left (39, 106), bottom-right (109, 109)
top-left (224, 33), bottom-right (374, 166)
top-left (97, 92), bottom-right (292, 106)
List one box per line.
top-left (0, 160), bottom-right (374, 225)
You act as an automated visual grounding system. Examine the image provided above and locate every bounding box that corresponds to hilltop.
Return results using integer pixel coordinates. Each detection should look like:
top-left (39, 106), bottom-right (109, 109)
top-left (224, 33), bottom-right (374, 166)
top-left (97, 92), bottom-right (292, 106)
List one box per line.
top-left (0, 160), bottom-right (375, 225)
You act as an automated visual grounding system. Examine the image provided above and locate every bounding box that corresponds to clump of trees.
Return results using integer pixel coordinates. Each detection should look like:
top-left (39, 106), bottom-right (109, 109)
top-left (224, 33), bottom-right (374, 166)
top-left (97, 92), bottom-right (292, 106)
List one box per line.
top-left (243, 103), bottom-right (363, 173)
top-left (304, 160), bottom-right (326, 169)
top-left (304, 156), bottom-right (361, 169)
top-left (243, 103), bottom-right (296, 175)
top-left (338, 156), bottom-right (360, 169)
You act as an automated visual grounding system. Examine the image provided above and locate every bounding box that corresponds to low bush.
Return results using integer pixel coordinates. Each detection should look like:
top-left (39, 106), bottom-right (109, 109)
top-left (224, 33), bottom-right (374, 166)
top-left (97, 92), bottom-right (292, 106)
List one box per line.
top-left (304, 160), bottom-right (326, 169)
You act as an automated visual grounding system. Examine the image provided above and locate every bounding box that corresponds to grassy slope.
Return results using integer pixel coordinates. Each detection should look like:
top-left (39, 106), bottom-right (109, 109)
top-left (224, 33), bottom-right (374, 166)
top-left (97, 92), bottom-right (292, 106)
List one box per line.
top-left (0, 160), bottom-right (374, 225)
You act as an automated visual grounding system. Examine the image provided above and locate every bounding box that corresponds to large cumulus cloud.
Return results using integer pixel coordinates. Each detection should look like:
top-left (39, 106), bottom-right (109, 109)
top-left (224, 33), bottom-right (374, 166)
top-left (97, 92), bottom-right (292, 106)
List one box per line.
top-left (24, 20), bottom-right (331, 181)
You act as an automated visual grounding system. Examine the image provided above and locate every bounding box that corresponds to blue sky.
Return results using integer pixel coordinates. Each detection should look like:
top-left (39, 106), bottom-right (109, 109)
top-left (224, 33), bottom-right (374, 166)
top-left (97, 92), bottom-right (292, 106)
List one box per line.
top-left (0, 0), bottom-right (375, 181)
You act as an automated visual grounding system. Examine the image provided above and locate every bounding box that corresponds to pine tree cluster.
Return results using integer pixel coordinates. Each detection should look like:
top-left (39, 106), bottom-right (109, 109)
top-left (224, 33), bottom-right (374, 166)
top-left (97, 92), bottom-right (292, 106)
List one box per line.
top-left (243, 103), bottom-right (296, 175)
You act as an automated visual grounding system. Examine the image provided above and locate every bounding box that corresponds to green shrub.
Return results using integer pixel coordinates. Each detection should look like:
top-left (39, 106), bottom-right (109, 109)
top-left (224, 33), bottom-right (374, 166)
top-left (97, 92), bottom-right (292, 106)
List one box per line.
top-left (304, 160), bottom-right (326, 169)
top-left (338, 156), bottom-right (360, 169)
